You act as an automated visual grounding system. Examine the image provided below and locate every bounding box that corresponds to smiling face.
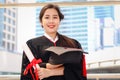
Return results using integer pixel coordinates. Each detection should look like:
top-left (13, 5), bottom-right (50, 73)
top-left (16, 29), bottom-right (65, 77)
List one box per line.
top-left (41, 8), bottom-right (60, 35)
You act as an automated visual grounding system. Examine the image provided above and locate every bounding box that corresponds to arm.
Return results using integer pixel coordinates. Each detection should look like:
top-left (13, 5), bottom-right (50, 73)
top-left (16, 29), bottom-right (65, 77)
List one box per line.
top-left (20, 52), bottom-right (33, 80)
top-left (37, 65), bottom-right (64, 79)
top-left (20, 40), bottom-right (42, 80)
top-left (46, 63), bottom-right (63, 69)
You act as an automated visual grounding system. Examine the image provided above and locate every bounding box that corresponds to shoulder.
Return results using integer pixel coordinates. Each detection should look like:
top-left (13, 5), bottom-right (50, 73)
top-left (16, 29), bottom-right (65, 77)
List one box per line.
top-left (58, 33), bottom-right (82, 48)
top-left (70, 38), bottom-right (81, 48)
top-left (58, 33), bottom-right (73, 40)
top-left (26, 36), bottom-right (46, 45)
top-left (59, 33), bottom-right (78, 42)
top-left (27, 36), bottom-right (42, 42)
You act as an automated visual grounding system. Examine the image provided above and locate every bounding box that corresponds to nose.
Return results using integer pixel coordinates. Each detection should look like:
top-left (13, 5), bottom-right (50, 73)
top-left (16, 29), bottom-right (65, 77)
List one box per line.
top-left (49, 18), bottom-right (54, 23)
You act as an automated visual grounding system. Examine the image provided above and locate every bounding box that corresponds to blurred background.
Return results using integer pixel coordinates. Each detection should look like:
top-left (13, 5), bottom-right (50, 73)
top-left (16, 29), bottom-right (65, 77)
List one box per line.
top-left (0, 0), bottom-right (120, 80)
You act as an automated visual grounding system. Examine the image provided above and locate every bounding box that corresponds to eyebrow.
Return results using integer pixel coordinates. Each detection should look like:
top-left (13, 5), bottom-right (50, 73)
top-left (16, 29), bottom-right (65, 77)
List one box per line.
top-left (44, 14), bottom-right (58, 16)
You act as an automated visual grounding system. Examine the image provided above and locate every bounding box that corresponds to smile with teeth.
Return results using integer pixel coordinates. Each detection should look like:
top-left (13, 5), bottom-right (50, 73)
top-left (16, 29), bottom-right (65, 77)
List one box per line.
top-left (48, 25), bottom-right (55, 28)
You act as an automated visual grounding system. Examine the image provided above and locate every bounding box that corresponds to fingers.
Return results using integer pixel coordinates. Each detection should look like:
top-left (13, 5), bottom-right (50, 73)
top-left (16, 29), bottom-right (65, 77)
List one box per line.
top-left (38, 73), bottom-right (43, 80)
top-left (37, 68), bottom-right (51, 79)
top-left (38, 68), bottom-right (44, 80)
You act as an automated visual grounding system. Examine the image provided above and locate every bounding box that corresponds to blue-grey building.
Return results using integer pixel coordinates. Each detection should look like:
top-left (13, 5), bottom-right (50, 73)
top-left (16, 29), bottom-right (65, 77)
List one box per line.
top-left (0, 0), bottom-right (17, 52)
top-left (115, 28), bottom-right (120, 46)
top-left (94, 6), bottom-right (115, 50)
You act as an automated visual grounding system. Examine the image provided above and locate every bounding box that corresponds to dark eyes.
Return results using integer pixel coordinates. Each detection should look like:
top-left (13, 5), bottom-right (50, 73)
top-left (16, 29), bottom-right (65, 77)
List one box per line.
top-left (44, 16), bottom-right (58, 19)
top-left (45, 17), bottom-right (49, 19)
top-left (53, 17), bottom-right (58, 19)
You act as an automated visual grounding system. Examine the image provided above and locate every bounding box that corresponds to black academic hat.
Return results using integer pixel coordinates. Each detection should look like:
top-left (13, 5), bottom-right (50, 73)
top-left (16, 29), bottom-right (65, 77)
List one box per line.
top-left (45, 46), bottom-right (88, 65)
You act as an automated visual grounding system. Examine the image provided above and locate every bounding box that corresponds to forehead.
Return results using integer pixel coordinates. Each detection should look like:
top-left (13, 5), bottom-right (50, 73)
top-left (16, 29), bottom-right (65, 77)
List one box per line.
top-left (44, 8), bottom-right (59, 16)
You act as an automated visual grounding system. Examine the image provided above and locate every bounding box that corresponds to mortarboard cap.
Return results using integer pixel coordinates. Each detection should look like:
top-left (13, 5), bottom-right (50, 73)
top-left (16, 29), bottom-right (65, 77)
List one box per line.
top-left (45, 46), bottom-right (88, 65)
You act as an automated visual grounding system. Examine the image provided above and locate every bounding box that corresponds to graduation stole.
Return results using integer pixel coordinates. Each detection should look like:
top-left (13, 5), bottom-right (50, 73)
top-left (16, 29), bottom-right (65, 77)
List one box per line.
top-left (22, 43), bottom-right (42, 80)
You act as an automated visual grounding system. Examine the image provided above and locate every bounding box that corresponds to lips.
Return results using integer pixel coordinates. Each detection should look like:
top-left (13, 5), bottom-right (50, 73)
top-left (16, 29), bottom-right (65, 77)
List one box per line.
top-left (48, 25), bottom-right (55, 28)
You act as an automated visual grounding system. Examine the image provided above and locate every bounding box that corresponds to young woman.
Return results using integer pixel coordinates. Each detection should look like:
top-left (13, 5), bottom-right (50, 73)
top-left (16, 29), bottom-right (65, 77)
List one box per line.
top-left (20, 4), bottom-right (87, 80)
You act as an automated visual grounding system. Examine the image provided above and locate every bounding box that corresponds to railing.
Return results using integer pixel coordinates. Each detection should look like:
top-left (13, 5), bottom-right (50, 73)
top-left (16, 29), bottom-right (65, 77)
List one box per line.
top-left (0, 73), bottom-right (120, 80)
top-left (1, 1), bottom-right (120, 8)
top-left (0, 58), bottom-right (120, 80)
top-left (87, 59), bottom-right (120, 69)
top-left (87, 73), bottom-right (120, 80)
top-left (0, 75), bottom-right (20, 80)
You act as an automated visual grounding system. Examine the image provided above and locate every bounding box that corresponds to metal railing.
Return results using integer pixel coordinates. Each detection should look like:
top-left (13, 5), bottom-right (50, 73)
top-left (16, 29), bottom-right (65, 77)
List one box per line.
top-left (0, 73), bottom-right (120, 80)
top-left (0, 75), bottom-right (20, 80)
top-left (0, 58), bottom-right (120, 80)
top-left (87, 73), bottom-right (120, 80)
top-left (1, 1), bottom-right (120, 8)
top-left (87, 59), bottom-right (120, 69)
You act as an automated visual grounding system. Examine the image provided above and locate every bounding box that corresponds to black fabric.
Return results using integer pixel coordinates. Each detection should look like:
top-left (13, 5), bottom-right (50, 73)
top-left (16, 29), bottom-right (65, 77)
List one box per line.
top-left (39, 63), bottom-right (46, 68)
top-left (45, 46), bottom-right (88, 65)
top-left (48, 51), bottom-right (83, 65)
top-left (20, 33), bottom-right (87, 80)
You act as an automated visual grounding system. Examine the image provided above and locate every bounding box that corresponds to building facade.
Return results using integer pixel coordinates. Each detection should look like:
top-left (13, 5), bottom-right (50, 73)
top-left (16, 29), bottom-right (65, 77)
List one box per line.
top-left (0, 0), bottom-right (17, 52)
top-left (94, 6), bottom-right (115, 50)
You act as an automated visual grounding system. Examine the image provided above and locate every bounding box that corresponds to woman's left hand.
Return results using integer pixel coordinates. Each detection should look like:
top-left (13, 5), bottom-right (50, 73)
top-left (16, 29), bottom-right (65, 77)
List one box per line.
top-left (46, 63), bottom-right (63, 69)
top-left (37, 65), bottom-right (64, 80)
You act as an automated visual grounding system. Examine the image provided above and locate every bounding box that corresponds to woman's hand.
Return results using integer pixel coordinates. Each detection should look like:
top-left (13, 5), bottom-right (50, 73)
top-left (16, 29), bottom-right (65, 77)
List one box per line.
top-left (37, 65), bottom-right (64, 80)
top-left (46, 63), bottom-right (63, 69)
top-left (38, 68), bottom-right (52, 80)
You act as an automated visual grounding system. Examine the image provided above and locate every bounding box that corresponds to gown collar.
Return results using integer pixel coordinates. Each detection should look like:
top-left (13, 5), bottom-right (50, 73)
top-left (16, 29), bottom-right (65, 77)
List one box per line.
top-left (44, 33), bottom-right (58, 43)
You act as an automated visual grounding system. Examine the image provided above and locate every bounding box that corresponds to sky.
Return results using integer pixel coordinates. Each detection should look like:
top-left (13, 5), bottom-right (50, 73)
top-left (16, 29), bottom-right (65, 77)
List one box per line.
top-left (17, 0), bottom-right (36, 53)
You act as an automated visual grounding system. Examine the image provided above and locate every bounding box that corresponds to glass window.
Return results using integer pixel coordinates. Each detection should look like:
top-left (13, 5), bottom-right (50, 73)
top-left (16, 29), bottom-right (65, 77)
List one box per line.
top-left (7, 34), bottom-right (10, 40)
top-left (12, 12), bottom-right (15, 17)
top-left (3, 33), bottom-right (6, 38)
top-left (4, 24), bottom-right (6, 30)
top-left (12, 36), bottom-right (15, 41)
top-left (7, 42), bottom-right (10, 50)
top-left (12, 43), bottom-right (14, 50)
top-left (12, 20), bottom-right (15, 25)
top-left (2, 41), bottom-right (6, 48)
top-left (4, 16), bottom-right (6, 21)
top-left (8, 18), bottom-right (11, 24)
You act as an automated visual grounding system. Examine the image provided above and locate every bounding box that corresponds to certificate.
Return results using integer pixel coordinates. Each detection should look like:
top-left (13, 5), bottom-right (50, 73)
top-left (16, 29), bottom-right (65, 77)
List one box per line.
top-left (22, 43), bottom-right (42, 80)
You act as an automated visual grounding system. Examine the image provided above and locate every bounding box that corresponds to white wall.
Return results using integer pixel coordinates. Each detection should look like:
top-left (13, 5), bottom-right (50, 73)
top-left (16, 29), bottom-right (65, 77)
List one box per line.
top-left (0, 51), bottom-right (22, 73)
top-left (86, 46), bottom-right (120, 63)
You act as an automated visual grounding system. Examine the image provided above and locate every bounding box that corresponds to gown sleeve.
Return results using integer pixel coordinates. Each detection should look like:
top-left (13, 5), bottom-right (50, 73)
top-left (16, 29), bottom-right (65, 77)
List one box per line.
top-left (64, 40), bottom-right (87, 80)
top-left (20, 40), bottom-right (47, 80)
top-left (20, 52), bottom-right (34, 80)
top-left (20, 40), bottom-right (36, 80)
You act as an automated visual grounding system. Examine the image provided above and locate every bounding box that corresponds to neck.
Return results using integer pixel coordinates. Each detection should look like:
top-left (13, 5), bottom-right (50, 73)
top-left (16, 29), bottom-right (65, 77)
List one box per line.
top-left (47, 32), bottom-right (57, 40)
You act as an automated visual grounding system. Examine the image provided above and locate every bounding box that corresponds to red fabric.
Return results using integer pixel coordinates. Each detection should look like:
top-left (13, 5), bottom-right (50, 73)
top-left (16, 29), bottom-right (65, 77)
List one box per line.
top-left (83, 55), bottom-right (87, 77)
top-left (23, 58), bottom-right (42, 80)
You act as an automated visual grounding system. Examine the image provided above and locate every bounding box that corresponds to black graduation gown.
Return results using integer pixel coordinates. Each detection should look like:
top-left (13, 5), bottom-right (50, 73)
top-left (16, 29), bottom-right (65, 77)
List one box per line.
top-left (20, 34), bottom-right (87, 80)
